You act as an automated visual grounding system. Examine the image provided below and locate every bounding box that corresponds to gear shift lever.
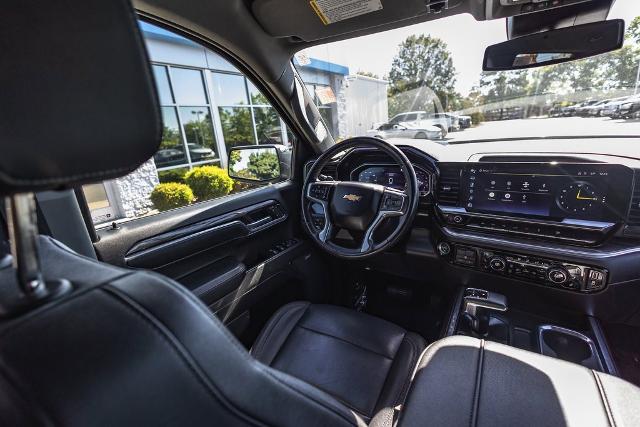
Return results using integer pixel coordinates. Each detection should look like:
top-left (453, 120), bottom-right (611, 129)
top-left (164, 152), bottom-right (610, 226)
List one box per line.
top-left (462, 288), bottom-right (508, 336)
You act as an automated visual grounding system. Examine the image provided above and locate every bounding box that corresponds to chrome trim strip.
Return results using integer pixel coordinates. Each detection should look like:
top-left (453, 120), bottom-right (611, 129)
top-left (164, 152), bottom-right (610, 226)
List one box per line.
top-left (538, 325), bottom-right (602, 370)
top-left (437, 206), bottom-right (616, 231)
top-left (440, 226), bottom-right (640, 259)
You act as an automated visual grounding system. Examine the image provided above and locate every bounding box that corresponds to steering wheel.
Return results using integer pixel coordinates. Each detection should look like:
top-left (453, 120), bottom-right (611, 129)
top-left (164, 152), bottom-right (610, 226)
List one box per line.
top-left (302, 137), bottom-right (419, 259)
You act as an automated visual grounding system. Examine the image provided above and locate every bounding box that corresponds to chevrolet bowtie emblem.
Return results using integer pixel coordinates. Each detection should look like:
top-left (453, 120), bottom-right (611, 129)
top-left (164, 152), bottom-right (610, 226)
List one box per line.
top-left (343, 194), bottom-right (362, 202)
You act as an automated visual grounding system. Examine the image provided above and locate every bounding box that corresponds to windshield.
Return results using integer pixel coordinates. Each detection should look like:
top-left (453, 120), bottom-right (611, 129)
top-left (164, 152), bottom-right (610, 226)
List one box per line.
top-left (295, 1), bottom-right (640, 144)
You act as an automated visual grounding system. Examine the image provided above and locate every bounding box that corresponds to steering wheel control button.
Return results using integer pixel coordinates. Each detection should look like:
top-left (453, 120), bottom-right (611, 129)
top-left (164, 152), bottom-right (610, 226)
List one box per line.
top-left (382, 193), bottom-right (404, 211)
top-left (489, 257), bottom-right (507, 272)
top-left (309, 184), bottom-right (331, 201)
top-left (437, 242), bottom-right (451, 256)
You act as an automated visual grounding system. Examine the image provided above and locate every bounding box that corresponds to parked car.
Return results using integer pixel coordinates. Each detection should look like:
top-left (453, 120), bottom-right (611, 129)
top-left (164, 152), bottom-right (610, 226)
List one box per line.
top-left (573, 100), bottom-right (600, 117)
top-left (602, 96), bottom-right (632, 118)
top-left (586, 100), bottom-right (610, 117)
top-left (389, 110), bottom-right (449, 136)
top-left (617, 95), bottom-right (640, 119)
top-left (187, 143), bottom-right (216, 162)
top-left (429, 113), bottom-right (460, 131)
top-left (458, 115), bottom-right (472, 128)
top-left (367, 122), bottom-right (444, 140)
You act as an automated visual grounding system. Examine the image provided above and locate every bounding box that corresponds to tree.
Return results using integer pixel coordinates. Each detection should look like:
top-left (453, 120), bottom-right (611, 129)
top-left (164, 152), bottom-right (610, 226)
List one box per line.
top-left (387, 35), bottom-right (457, 115)
top-left (479, 70), bottom-right (530, 102)
top-left (247, 151), bottom-right (279, 180)
top-left (218, 107), bottom-right (254, 149)
top-left (356, 70), bottom-right (380, 79)
top-left (627, 16), bottom-right (640, 44)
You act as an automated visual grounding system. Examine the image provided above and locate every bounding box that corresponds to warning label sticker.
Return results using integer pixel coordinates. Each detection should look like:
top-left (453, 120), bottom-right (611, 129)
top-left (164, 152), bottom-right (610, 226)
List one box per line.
top-left (310, 0), bottom-right (383, 25)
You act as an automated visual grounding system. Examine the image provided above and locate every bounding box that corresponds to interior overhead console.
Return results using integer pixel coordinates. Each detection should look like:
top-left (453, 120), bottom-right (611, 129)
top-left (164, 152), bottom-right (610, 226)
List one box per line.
top-left (498, 0), bottom-right (614, 38)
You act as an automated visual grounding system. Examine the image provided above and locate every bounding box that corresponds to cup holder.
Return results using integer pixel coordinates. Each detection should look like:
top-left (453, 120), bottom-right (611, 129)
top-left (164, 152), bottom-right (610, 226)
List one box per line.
top-left (538, 325), bottom-right (602, 370)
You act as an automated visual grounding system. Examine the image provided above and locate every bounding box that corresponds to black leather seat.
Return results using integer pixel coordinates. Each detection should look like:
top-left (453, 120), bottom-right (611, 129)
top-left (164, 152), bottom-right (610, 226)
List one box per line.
top-left (252, 302), bottom-right (426, 423)
top-left (398, 335), bottom-right (640, 427)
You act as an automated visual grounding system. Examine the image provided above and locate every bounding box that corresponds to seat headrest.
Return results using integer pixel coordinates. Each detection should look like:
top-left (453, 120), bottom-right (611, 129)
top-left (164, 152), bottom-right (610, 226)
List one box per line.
top-left (0, 0), bottom-right (161, 195)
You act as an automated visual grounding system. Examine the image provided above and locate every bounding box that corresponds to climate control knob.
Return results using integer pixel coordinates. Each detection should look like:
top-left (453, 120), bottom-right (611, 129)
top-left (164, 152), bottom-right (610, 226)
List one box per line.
top-left (489, 257), bottom-right (507, 271)
top-left (437, 242), bottom-right (452, 256)
top-left (548, 267), bottom-right (570, 285)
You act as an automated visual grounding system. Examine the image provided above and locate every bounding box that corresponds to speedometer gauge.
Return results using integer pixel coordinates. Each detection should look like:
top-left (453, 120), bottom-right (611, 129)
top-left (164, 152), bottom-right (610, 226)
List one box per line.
top-left (357, 165), bottom-right (430, 194)
top-left (557, 182), bottom-right (600, 214)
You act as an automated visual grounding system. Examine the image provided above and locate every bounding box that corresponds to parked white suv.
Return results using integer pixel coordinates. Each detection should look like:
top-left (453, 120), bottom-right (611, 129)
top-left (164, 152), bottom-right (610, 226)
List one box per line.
top-left (389, 111), bottom-right (449, 137)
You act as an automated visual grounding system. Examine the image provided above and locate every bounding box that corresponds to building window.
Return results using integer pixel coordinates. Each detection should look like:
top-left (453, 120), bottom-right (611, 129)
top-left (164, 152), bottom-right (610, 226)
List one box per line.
top-left (155, 107), bottom-right (187, 168)
top-left (179, 107), bottom-right (217, 163)
top-left (212, 72), bottom-right (289, 153)
top-left (151, 65), bottom-right (220, 172)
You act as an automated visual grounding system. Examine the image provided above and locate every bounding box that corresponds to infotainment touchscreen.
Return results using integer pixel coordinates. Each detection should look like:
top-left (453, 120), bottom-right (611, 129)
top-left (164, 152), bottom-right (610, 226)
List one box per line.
top-left (461, 163), bottom-right (632, 222)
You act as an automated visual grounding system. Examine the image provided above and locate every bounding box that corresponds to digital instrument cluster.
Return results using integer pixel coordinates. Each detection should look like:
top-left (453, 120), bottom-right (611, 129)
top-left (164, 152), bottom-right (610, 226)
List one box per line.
top-left (461, 163), bottom-right (633, 222)
top-left (354, 165), bottom-right (431, 195)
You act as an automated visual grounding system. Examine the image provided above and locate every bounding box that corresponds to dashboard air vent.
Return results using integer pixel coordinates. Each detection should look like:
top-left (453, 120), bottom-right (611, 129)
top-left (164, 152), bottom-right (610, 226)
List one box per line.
top-left (628, 172), bottom-right (640, 225)
top-left (436, 165), bottom-right (461, 206)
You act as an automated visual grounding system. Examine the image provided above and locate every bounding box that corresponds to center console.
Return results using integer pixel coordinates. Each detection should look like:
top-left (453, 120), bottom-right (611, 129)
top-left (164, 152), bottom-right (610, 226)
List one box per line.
top-left (449, 287), bottom-right (613, 373)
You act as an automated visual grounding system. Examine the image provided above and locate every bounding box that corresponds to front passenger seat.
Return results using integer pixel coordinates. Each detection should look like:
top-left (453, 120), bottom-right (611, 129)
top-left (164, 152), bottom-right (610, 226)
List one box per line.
top-left (251, 302), bottom-right (425, 422)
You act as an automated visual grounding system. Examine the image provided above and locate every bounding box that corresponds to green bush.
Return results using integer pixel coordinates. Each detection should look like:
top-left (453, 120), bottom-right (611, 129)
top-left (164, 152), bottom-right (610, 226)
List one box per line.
top-left (470, 112), bottom-right (484, 126)
top-left (184, 165), bottom-right (234, 201)
top-left (158, 168), bottom-right (188, 184)
top-left (150, 182), bottom-right (194, 212)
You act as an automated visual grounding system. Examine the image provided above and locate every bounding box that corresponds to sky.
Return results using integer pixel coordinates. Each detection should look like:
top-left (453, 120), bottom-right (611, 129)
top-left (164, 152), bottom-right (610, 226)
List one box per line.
top-left (304, 1), bottom-right (640, 96)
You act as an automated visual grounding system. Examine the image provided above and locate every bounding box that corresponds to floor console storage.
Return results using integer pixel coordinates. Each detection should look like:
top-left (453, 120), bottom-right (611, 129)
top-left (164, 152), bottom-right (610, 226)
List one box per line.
top-left (437, 242), bottom-right (608, 293)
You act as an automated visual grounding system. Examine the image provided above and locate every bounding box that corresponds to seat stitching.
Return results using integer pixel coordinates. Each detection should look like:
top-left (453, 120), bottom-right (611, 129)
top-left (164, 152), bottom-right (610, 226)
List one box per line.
top-left (255, 303), bottom-right (309, 364)
top-left (0, 271), bottom-right (135, 340)
top-left (369, 331), bottom-right (414, 420)
top-left (470, 339), bottom-right (485, 427)
top-left (296, 324), bottom-right (394, 360)
top-left (592, 370), bottom-right (617, 427)
top-left (394, 334), bottom-right (420, 406)
top-left (101, 285), bottom-right (267, 427)
top-left (251, 304), bottom-right (291, 357)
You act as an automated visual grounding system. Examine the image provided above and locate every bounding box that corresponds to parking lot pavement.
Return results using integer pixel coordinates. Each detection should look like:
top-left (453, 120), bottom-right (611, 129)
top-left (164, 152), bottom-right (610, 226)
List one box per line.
top-left (445, 117), bottom-right (640, 143)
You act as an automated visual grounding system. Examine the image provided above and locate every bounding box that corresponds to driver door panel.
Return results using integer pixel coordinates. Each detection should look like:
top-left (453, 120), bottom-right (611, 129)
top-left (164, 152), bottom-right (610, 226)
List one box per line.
top-left (93, 183), bottom-right (310, 333)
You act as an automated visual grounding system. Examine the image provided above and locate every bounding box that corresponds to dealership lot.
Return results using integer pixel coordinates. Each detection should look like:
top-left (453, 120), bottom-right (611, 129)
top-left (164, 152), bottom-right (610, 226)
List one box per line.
top-left (443, 117), bottom-right (640, 143)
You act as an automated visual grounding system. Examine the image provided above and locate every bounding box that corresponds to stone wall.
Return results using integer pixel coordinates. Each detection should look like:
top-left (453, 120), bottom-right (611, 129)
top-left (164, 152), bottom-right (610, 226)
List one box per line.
top-left (112, 159), bottom-right (159, 219)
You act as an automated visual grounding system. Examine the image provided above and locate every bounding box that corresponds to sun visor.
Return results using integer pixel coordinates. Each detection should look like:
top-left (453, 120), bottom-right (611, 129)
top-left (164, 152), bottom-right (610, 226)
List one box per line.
top-left (252, 0), bottom-right (431, 41)
top-left (0, 0), bottom-right (161, 195)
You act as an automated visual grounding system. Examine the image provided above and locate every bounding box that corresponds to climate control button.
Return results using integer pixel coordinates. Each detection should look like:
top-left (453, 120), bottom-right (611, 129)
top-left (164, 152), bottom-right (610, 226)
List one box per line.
top-left (548, 267), bottom-right (570, 285)
top-left (489, 257), bottom-right (507, 271)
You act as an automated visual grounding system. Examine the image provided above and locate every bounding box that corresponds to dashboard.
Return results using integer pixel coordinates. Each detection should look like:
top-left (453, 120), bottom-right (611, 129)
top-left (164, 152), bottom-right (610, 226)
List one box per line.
top-left (326, 144), bottom-right (640, 249)
top-left (314, 138), bottom-right (640, 302)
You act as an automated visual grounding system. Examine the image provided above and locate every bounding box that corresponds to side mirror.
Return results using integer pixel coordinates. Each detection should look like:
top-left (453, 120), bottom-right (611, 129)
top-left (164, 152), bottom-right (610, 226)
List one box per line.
top-left (392, 124), bottom-right (402, 130)
top-left (227, 145), bottom-right (282, 183)
top-left (483, 19), bottom-right (624, 71)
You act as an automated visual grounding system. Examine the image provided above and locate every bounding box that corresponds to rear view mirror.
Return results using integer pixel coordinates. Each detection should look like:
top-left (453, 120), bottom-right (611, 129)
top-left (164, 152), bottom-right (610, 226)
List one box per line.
top-left (228, 145), bottom-right (281, 183)
top-left (483, 19), bottom-right (624, 71)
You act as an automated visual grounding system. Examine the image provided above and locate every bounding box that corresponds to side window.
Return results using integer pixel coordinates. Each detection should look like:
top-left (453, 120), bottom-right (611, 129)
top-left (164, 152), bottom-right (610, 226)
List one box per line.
top-left (389, 114), bottom-right (404, 124)
top-left (404, 113), bottom-right (418, 121)
top-left (82, 21), bottom-right (293, 227)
